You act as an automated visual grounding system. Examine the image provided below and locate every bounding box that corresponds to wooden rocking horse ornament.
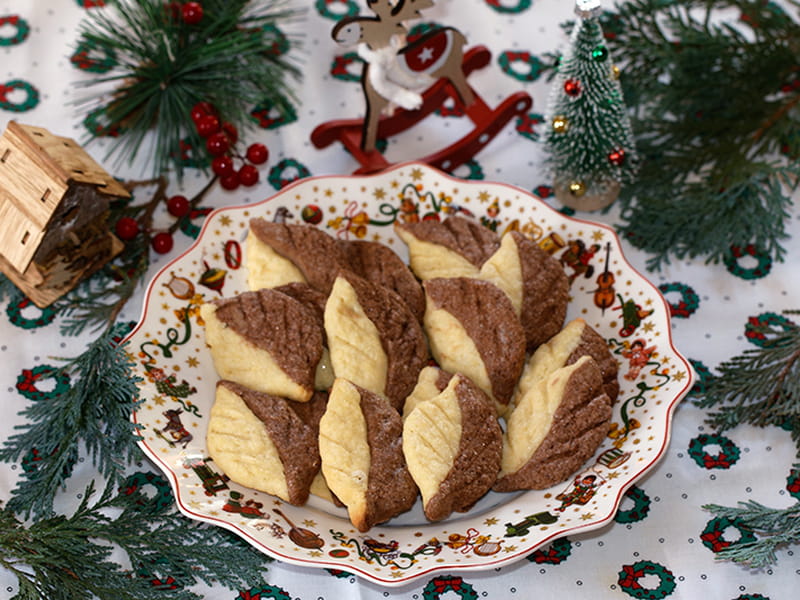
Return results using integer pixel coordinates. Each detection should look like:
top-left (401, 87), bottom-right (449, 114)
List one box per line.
top-left (311, 0), bottom-right (532, 174)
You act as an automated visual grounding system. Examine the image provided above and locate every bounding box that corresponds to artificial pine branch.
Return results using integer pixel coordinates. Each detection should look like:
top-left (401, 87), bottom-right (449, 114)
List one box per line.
top-left (74, 0), bottom-right (302, 177)
top-left (694, 310), bottom-right (800, 566)
top-left (0, 331), bottom-right (143, 519)
top-left (0, 479), bottom-right (272, 600)
top-left (599, 0), bottom-right (800, 269)
top-left (693, 310), bottom-right (800, 450)
top-left (702, 500), bottom-right (800, 568)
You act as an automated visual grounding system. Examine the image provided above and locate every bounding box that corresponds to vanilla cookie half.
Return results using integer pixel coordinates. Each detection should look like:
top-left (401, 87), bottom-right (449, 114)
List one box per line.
top-left (319, 378), bottom-right (418, 531)
top-left (494, 356), bottom-right (612, 492)
top-left (403, 374), bottom-right (502, 521)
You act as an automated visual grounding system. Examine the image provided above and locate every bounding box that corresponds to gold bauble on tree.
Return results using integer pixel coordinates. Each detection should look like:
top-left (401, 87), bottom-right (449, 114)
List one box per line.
top-left (552, 115), bottom-right (570, 133)
top-left (569, 181), bottom-right (587, 196)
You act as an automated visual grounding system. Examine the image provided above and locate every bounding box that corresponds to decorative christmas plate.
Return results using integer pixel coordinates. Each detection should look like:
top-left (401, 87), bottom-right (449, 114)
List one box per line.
top-left (128, 162), bottom-right (695, 587)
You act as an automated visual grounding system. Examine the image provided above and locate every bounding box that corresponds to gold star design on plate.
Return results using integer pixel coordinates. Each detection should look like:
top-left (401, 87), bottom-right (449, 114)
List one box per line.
top-left (478, 190), bottom-right (491, 203)
top-left (373, 187), bottom-right (386, 200)
top-left (484, 517), bottom-right (499, 526)
top-left (186, 356), bottom-right (199, 368)
top-left (219, 215), bottom-right (232, 227)
top-left (410, 168), bottom-right (424, 180)
top-left (580, 512), bottom-right (595, 521)
top-left (592, 229), bottom-right (605, 241)
top-left (152, 395), bottom-right (166, 406)
top-left (607, 470), bottom-right (621, 479)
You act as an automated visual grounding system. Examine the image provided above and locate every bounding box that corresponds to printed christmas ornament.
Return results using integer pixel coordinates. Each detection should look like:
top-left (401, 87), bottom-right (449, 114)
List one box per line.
top-left (543, 0), bottom-right (638, 211)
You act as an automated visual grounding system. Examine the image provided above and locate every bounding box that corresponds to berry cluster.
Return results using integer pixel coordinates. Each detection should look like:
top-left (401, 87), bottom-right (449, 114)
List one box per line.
top-left (114, 193), bottom-right (189, 255)
top-left (191, 102), bottom-right (269, 191)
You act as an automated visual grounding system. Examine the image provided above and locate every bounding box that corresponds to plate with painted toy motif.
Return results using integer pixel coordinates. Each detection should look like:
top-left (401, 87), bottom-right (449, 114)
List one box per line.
top-left (127, 162), bottom-right (695, 587)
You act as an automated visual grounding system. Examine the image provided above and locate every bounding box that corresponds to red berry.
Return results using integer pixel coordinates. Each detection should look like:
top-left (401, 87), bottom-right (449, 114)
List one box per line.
top-left (220, 173), bottom-right (240, 190)
top-left (182, 2), bottom-right (204, 25)
top-left (115, 216), bottom-right (139, 241)
top-left (196, 114), bottom-right (220, 138)
top-left (190, 101), bottom-right (215, 123)
top-left (222, 122), bottom-right (238, 144)
top-left (151, 232), bottom-right (174, 254)
top-left (211, 155), bottom-right (234, 177)
top-left (246, 143), bottom-right (269, 165)
top-left (205, 132), bottom-right (230, 156)
top-left (239, 164), bottom-right (259, 187)
top-left (167, 194), bottom-right (191, 218)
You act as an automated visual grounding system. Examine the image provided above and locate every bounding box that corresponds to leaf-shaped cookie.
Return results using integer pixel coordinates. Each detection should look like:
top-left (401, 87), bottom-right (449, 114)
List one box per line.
top-left (479, 230), bottom-right (569, 351)
top-left (200, 288), bottom-right (323, 402)
top-left (247, 218), bottom-right (347, 293)
top-left (515, 318), bottom-right (619, 407)
top-left (494, 356), bottom-right (612, 492)
top-left (319, 378), bottom-right (418, 531)
top-left (338, 238), bottom-right (425, 322)
top-left (423, 277), bottom-right (525, 414)
top-left (395, 215), bottom-right (500, 280)
top-left (403, 374), bottom-right (502, 521)
top-left (324, 271), bottom-right (428, 411)
top-left (206, 381), bottom-right (327, 505)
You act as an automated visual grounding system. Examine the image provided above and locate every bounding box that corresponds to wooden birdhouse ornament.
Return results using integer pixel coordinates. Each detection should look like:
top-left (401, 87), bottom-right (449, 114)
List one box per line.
top-left (0, 121), bottom-right (129, 308)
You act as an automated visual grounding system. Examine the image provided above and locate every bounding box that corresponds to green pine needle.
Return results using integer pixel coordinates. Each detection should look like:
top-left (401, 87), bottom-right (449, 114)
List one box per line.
top-left (0, 479), bottom-right (272, 600)
top-left (0, 333), bottom-right (144, 519)
top-left (74, 0), bottom-right (302, 177)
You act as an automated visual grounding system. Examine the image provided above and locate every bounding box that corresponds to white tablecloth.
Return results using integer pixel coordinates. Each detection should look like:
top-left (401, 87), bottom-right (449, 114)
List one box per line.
top-left (1, 1), bottom-right (798, 598)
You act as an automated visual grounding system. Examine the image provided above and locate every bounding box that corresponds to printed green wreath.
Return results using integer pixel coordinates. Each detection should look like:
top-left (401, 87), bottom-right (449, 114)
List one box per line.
top-left (700, 516), bottom-right (757, 554)
top-left (16, 365), bottom-right (71, 402)
top-left (617, 560), bottom-right (676, 600)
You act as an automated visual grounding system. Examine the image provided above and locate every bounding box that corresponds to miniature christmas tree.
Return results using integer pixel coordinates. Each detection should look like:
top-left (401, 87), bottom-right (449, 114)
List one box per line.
top-left (543, 0), bottom-right (638, 211)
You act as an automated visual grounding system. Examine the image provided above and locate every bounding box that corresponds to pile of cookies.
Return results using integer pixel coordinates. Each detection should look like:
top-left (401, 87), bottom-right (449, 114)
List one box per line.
top-left (200, 214), bottom-right (618, 532)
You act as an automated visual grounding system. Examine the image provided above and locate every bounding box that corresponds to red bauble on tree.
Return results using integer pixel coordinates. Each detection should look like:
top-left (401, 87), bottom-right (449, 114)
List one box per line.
top-left (564, 78), bottom-right (582, 97)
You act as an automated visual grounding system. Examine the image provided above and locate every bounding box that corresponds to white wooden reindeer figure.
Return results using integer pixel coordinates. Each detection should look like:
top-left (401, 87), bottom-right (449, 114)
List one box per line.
top-left (331, 0), bottom-right (475, 153)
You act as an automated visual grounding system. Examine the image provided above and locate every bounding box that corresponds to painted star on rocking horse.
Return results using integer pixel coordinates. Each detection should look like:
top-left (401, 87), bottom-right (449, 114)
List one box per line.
top-left (311, 0), bottom-right (532, 174)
